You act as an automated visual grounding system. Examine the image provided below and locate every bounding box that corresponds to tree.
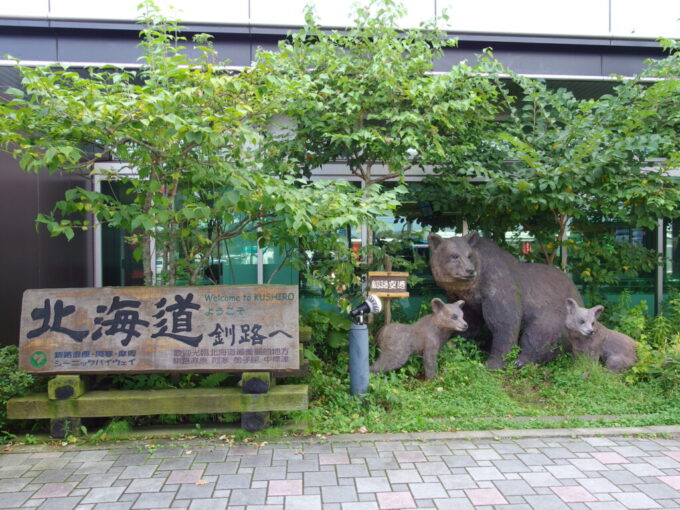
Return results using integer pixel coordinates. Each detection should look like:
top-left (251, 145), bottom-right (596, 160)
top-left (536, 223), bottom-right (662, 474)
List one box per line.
top-left (0, 1), bottom-right (401, 287)
top-left (410, 65), bottom-right (680, 287)
top-left (257, 0), bottom-right (501, 250)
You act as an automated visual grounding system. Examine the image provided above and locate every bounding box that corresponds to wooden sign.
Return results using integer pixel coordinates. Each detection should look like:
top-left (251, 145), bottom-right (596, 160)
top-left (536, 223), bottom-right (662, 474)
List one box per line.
top-left (19, 285), bottom-right (299, 374)
top-left (366, 271), bottom-right (409, 298)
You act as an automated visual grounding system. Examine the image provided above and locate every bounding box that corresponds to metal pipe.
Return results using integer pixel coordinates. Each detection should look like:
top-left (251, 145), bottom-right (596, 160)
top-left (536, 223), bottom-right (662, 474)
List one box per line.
top-left (349, 322), bottom-right (369, 396)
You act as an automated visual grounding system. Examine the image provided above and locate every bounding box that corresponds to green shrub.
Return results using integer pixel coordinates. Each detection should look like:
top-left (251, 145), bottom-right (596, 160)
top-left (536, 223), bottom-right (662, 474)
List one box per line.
top-left (0, 346), bottom-right (38, 440)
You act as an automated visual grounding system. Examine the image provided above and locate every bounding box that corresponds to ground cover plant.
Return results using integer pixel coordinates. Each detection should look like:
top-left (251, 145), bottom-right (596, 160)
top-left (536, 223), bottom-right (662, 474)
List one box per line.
top-left (286, 293), bottom-right (680, 435)
top-left (2, 294), bottom-right (680, 443)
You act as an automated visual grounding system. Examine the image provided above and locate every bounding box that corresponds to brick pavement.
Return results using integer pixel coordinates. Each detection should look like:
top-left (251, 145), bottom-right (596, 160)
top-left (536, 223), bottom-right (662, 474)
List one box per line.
top-left (1, 428), bottom-right (680, 509)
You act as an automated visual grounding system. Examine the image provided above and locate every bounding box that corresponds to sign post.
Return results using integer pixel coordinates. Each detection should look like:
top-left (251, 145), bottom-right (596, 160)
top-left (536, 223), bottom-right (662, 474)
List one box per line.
top-left (366, 268), bottom-right (409, 324)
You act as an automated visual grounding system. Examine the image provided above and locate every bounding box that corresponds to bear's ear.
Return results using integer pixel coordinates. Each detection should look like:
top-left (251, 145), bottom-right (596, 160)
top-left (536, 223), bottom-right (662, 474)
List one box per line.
top-left (465, 231), bottom-right (480, 247)
top-left (431, 298), bottom-right (445, 313)
top-left (454, 299), bottom-right (465, 309)
top-left (428, 233), bottom-right (442, 251)
top-left (592, 305), bottom-right (604, 319)
top-left (566, 298), bottom-right (578, 314)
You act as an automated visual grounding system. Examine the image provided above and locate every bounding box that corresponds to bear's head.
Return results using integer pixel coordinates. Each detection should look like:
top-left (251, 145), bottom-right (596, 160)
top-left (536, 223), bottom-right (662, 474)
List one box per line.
top-left (428, 232), bottom-right (481, 292)
top-left (565, 297), bottom-right (603, 337)
top-left (431, 298), bottom-right (468, 332)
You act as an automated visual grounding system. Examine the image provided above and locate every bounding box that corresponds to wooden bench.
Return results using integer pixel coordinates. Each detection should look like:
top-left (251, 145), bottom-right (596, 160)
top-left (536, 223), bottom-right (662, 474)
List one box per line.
top-left (7, 285), bottom-right (309, 437)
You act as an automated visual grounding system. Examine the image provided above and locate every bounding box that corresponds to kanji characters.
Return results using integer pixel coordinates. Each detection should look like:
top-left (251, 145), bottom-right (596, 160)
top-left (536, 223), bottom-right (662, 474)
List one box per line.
top-left (91, 296), bottom-right (150, 347)
top-left (27, 299), bottom-right (88, 342)
top-left (151, 293), bottom-right (203, 347)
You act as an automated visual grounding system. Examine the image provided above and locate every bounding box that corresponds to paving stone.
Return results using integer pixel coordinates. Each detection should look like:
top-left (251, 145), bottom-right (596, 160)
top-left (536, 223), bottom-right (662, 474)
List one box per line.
top-left (591, 452), bottom-right (629, 465)
top-left (213, 472), bottom-right (252, 490)
top-left (82, 486), bottom-right (126, 504)
top-left (386, 469), bottom-right (422, 484)
top-left (336, 464), bottom-right (370, 478)
top-left (174, 481), bottom-right (215, 500)
top-left (118, 466), bottom-right (157, 480)
top-left (522, 494), bottom-right (571, 509)
top-left (394, 451), bottom-right (427, 464)
top-left (518, 453), bottom-right (553, 466)
top-left (320, 454), bottom-right (351, 466)
top-left (466, 466), bottom-right (505, 481)
top-left (577, 477), bottom-right (621, 493)
top-left (304, 471), bottom-right (337, 486)
top-left (340, 503), bottom-right (379, 510)
top-left (32, 482), bottom-right (78, 498)
top-left (203, 462), bottom-right (239, 476)
top-left (322, 485), bottom-right (358, 504)
top-left (492, 460), bottom-right (530, 473)
top-left (0, 492), bottom-right (31, 507)
top-left (124, 477), bottom-right (164, 493)
top-left (546, 464), bottom-right (586, 479)
top-left (637, 482), bottom-right (680, 499)
top-left (78, 474), bottom-right (121, 489)
top-left (0, 478), bottom-right (30, 492)
top-left (464, 488), bottom-right (508, 505)
top-left (76, 462), bottom-right (115, 475)
top-left (268, 479), bottom-right (303, 496)
top-left (492, 479), bottom-right (535, 496)
top-left (409, 482), bottom-right (448, 500)
top-left (541, 447), bottom-right (576, 459)
top-left (551, 485), bottom-right (598, 503)
top-left (36, 496), bottom-right (84, 510)
top-left (187, 499), bottom-right (228, 510)
top-left (414, 462), bottom-right (449, 476)
top-left (519, 472), bottom-right (560, 487)
top-left (612, 491), bottom-right (662, 509)
top-left (193, 450), bottom-right (228, 463)
top-left (623, 463), bottom-right (665, 477)
top-left (130, 491), bottom-right (174, 509)
top-left (287, 461), bottom-right (321, 473)
top-left (228, 487), bottom-right (267, 505)
top-left (112, 454), bottom-right (150, 467)
top-left (252, 466), bottom-right (286, 481)
top-left (285, 494), bottom-right (322, 510)
top-left (356, 477), bottom-right (391, 493)
top-left (658, 475), bottom-right (680, 489)
top-left (441, 455), bottom-right (476, 468)
top-left (601, 470), bottom-right (644, 485)
top-left (439, 474), bottom-right (477, 490)
top-left (433, 497), bottom-right (474, 509)
top-left (376, 491), bottom-right (416, 509)
top-left (612, 446), bottom-right (648, 458)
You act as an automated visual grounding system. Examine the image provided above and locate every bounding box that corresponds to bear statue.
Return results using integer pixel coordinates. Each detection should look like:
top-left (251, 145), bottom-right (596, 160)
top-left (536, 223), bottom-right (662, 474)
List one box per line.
top-left (429, 232), bottom-right (583, 369)
top-left (370, 298), bottom-right (467, 379)
top-left (565, 298), bottom-right (637, 372)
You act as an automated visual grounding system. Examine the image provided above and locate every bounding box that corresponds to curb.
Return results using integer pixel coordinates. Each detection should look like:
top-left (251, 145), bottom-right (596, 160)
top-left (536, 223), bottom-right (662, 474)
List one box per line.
top-left (3, 425), bottom-right (680, 453)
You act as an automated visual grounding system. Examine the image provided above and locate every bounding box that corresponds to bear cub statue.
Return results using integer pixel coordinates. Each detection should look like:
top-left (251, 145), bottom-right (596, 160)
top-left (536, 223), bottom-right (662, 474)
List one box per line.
top-left (370, 298), bottom-right (467, 380)
top-left (565, 298), bottom-right (637, 372)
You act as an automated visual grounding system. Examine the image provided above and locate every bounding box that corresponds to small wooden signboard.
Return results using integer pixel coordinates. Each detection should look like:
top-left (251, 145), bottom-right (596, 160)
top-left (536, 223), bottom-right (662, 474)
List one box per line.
top-left (366, 271), bottom-right (409, 299)
top-left (19, 285), bottom-right (299, 375)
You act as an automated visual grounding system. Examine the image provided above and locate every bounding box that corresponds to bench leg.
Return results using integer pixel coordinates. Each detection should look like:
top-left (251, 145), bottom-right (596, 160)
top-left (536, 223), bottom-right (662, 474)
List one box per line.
top-left (241, 372), bottom-right (273, 432)
top-left (48, 375), bottom-right (85, 439)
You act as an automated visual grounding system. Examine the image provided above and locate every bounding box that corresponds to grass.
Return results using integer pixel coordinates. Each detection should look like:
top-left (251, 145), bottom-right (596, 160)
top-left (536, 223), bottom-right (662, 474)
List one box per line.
top-left (281, 338), bottom-right (680, 436)
top-left (5, 331), bottom-right (680, 445)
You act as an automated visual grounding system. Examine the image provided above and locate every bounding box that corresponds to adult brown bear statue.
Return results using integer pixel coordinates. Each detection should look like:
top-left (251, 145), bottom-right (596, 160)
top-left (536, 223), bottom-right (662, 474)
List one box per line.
top-left (429, 232), bottom-right (583, 369)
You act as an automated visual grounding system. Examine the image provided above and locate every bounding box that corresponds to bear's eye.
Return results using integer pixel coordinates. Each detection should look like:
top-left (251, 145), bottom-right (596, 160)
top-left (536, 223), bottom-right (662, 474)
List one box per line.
top-left (579, 319), bottom-right (585, 324)
top-left (452, 315), bottom-right (458, 320)
top-left (451, 254), bottom-right (459, 260)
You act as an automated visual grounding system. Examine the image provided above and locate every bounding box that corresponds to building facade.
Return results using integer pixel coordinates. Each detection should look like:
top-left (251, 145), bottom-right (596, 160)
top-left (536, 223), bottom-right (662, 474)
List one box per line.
top-left (1, 0), bottom-right (678, 343)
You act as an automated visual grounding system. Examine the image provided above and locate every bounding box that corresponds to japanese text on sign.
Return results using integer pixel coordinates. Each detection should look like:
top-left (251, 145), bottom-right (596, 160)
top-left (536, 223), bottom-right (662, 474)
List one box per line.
top-left (19, 285), bottom-right (299, 374)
